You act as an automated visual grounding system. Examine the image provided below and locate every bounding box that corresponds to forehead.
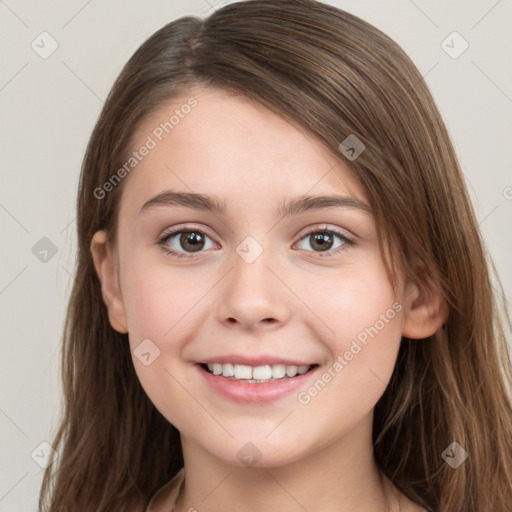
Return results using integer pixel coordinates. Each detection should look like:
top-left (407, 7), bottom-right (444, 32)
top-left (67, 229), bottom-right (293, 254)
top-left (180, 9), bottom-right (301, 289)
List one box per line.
top-left (121, 87), bottom-right (367, 212)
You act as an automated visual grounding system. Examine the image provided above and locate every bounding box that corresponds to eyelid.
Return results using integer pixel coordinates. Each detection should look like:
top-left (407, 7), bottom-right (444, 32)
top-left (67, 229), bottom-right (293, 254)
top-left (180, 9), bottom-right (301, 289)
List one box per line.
top-left (158, 223), bottom-right (218, 243)
top-left (296, 223), bottom-right (355, 243)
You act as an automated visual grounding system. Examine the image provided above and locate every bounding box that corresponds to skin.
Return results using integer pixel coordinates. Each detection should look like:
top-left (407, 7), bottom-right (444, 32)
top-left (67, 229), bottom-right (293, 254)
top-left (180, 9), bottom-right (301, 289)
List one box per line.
top-left (91, 87), bottom-right (446, 512)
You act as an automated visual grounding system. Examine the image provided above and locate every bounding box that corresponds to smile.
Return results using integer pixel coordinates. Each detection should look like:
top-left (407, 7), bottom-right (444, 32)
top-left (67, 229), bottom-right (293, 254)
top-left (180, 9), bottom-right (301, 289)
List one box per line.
top-left (196, 361), bottom-right (320, 403)
top-left (202, 362), bottom-right (313, 382)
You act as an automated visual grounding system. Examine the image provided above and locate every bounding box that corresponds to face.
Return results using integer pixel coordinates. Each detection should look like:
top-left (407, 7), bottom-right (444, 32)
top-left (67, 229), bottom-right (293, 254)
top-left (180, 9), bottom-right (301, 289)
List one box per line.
top-left (95, 87), bottom-right (413, 468)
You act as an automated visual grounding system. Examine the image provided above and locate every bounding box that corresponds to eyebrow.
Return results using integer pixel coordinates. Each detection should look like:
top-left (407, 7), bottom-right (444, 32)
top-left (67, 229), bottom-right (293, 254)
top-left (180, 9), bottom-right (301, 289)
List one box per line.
top-left (140, 190), bottom-right (372, 217)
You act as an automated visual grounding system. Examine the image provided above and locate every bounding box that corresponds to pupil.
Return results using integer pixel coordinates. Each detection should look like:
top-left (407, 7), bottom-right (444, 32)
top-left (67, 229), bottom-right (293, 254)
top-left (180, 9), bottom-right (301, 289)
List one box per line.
top-left (181, 231), bottom-right (204, 252)
top-left (312, 233), bottom-right (332, 251)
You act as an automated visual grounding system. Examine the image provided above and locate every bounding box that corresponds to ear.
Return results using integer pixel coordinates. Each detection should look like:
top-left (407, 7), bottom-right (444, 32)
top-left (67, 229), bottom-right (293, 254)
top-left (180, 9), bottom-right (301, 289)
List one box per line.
top-left (401, 276), bottom-right (449, 339)
top-left (90, 230), bottom-right (128, 334)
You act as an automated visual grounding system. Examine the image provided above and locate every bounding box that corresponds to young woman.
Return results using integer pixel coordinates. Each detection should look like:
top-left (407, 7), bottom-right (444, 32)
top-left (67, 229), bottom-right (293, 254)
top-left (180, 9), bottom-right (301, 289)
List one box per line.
top-left (39, 1), bottom-right (512, 511)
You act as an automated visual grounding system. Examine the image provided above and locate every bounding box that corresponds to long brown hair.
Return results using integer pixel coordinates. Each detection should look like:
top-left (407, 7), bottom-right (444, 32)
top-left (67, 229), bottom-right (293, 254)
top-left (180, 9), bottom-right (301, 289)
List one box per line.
top-left (39, 1), bottom-right (512, 510)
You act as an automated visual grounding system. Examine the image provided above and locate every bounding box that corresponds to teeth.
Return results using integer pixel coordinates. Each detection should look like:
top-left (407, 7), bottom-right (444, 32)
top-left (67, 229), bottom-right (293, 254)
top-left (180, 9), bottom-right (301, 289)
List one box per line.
top-left (206, 362), bottom-right (312, 381)
top-left (272, 364), bottom-right (286, 379)
top-left (286, 365), bottom-right (297, 377)
top-left (297, 365), bottom-right (309, 375)
top-left (234, 364), bottom-right (252, 380)
top-left (222, 363), bottom-right (235, 377)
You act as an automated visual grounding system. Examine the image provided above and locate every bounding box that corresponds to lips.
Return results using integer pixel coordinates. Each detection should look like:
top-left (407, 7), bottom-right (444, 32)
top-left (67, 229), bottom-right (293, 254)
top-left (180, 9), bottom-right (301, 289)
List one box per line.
top-left (196, 361), bottom-right (320, 403)
top-left (200, 354), bottom-right (316, 367)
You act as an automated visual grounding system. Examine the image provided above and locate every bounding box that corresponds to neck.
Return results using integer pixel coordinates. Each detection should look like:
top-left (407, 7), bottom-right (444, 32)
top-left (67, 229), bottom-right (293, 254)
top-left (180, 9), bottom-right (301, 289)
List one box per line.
top-left (175, 412), bottom-right (400, 512)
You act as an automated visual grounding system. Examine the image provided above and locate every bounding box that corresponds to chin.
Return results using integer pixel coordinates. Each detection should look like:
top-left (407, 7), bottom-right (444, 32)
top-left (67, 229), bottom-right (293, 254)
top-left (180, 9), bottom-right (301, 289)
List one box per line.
top-left (210, 437), bottom-right (310, 469)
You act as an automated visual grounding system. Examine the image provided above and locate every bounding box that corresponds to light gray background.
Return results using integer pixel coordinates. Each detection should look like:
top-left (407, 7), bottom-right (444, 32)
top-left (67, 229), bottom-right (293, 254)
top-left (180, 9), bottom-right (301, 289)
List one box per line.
top-left (1, 1), bottom-right (511, 510)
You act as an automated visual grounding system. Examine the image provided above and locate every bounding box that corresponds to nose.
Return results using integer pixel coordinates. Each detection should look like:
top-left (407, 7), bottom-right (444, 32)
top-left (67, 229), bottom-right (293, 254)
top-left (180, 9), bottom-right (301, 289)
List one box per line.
top-left (215, 246), bottom-right (291, 332)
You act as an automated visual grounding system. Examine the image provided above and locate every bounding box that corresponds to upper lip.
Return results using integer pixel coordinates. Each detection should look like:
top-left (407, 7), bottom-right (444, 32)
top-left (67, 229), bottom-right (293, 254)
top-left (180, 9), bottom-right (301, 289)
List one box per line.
top-left (198, 354), bottom-right (317, 367)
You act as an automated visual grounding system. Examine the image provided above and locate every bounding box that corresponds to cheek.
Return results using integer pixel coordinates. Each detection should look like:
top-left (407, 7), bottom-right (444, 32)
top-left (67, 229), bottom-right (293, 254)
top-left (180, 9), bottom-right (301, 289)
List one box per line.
top-left (120, 266), bottom-right (204, 427)
top-left (295, 255), bottom-right (401, 354)
top-left (329, 280), bottom-right (402, 366)
top-left (119, 258), bottom-right (213, 407)
top-left (120, 251), bottom-right (205, 343)
top-left (292, 255), bottom-right (403, 416)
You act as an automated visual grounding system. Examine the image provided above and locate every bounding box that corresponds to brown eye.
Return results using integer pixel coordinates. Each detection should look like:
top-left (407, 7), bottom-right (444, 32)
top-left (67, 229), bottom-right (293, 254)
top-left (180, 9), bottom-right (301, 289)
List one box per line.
top-left (159, 227), bottom-right (217, 257)
top-left (308, 232), bottom-right (334, 252)
top-left (179, 231), bottom-right (205, 252)
top-left (295, 228), bottom-right (352, 257)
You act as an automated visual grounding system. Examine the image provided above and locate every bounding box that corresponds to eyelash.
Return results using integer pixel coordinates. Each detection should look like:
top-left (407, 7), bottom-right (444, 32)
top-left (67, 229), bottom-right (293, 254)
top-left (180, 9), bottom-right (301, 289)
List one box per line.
top-left (156, 224), bottom-right (355, 259)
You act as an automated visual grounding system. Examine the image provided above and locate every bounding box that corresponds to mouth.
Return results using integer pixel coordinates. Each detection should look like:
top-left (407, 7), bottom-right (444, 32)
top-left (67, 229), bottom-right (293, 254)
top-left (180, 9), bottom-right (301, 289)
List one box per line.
top-left (198, 362), bottom-right (319, 383)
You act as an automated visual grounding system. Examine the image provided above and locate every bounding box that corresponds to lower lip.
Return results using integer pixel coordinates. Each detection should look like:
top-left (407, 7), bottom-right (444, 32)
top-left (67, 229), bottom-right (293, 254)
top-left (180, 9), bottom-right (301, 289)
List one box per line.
top-left (196, 364), bottom-right (319, 404)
